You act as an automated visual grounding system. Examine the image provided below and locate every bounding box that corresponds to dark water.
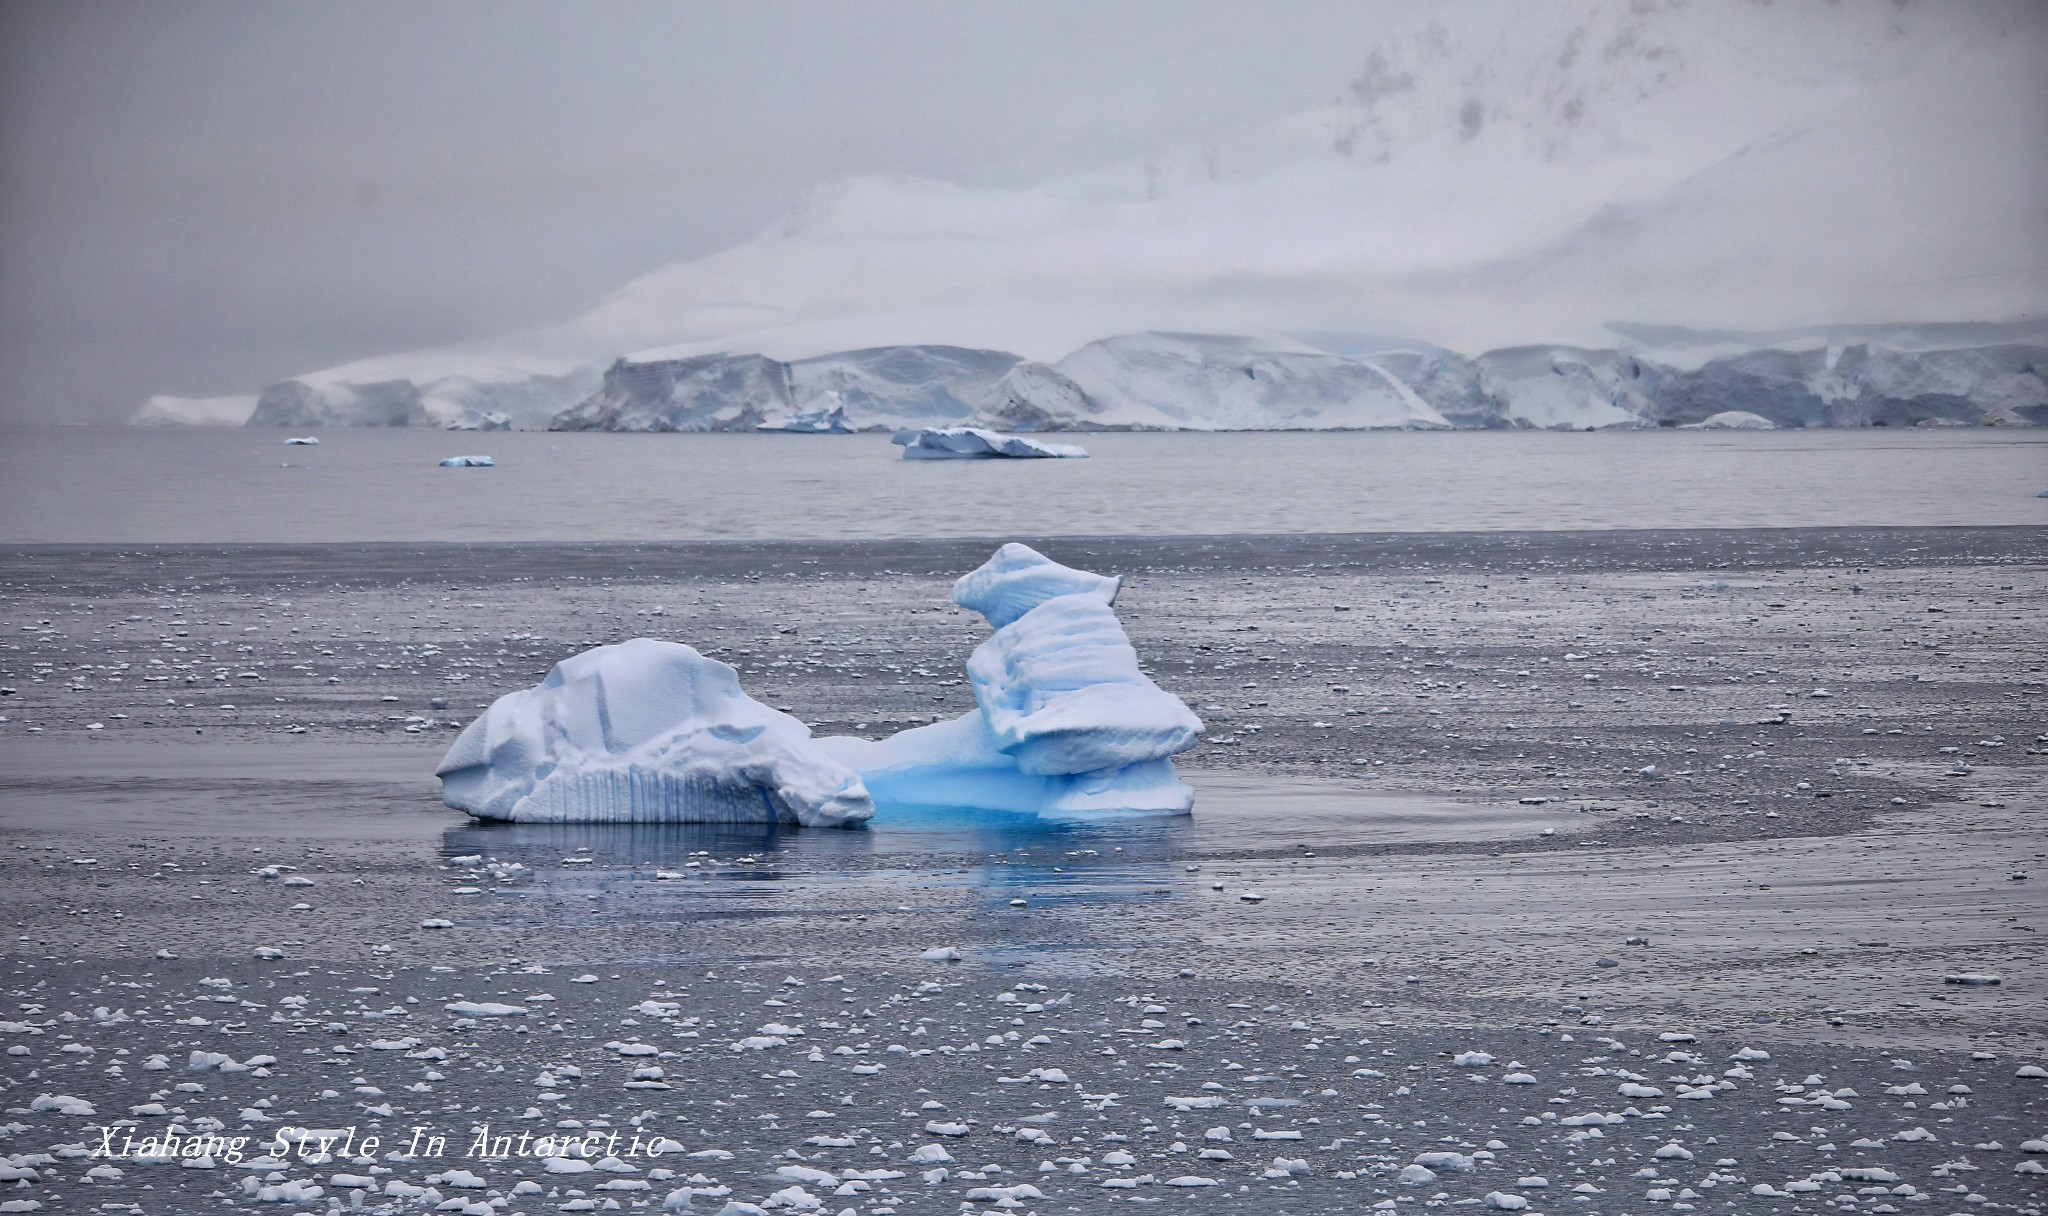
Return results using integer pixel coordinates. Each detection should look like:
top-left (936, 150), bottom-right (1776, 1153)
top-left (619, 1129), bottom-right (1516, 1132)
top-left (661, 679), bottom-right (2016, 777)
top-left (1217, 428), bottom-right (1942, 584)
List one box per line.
top-left (5, 425), bottom-right (2043, 543)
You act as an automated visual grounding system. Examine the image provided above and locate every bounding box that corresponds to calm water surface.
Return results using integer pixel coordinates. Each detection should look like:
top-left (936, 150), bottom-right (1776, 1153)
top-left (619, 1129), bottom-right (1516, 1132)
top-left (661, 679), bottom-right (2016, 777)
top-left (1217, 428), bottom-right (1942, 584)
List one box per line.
top-left (3, 425), bottom-right (2043, 543)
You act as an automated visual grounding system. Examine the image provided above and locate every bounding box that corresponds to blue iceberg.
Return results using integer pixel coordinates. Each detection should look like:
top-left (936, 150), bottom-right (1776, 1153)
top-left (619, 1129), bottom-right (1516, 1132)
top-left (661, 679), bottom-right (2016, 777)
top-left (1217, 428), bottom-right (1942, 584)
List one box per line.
top-left (435, 544), bottom-right (1202, 825)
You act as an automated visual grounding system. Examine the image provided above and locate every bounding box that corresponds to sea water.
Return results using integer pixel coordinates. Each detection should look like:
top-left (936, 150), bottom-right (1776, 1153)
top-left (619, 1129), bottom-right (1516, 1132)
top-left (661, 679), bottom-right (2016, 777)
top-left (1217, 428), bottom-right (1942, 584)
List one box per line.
top-left (2, 425), bottom-right (2043, 544)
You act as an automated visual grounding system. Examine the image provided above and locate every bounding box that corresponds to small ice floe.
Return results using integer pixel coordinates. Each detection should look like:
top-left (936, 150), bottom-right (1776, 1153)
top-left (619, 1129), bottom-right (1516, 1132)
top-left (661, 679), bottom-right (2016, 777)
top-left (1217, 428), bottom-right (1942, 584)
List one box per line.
top-left (893, 427), bottom-right (1087, 460)
top-left (1944, 974), bottom-right (2002, 986)
top-left (444, 1001), bottom-right (527, 1017)
top-left (438, 455), bottom-right (494, 467)
top-left (1453, 1051), bottom-right (1494, 1067)
top-left (282, 436), bottom-right (320, 445)
top-left (30, 1094), bottom-right (95, 1115)
top-left (919, 947), bottom-right (963, 963)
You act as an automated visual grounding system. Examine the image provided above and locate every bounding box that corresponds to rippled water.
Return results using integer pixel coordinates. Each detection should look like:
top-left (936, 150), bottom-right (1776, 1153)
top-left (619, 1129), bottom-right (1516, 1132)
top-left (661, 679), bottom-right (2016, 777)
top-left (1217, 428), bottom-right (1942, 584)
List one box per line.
top-left (4, 425), bottom-right (2043, 543)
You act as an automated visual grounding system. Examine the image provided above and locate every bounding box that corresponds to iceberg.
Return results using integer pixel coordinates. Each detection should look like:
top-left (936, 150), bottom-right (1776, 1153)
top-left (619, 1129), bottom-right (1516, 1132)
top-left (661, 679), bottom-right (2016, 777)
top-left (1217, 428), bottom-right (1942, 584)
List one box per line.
top-left (816, 543), bottom-right (1202, 817)
top-left (435, 638), bottom-right (874, 827)
top-left (434, 544), bottom-right (1200, 825)
top-left (437, 455), bottom-right (495, 467)
top-left (282, 436), bottom-right (320, 446)
top-left (892, 427), bottom-right (1088, 460)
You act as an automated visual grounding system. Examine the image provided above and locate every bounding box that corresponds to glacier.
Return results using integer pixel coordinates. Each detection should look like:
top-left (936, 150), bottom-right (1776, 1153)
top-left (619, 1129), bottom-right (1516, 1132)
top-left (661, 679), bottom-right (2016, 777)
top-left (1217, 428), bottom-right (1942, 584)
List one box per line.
top-left (137, 2), bottom-right (2047, 433)
top-left (894, 427), bottom-right (1088, 460)
top-left (162, 324), bottom-right (2048, 434)
top-left (435, 545), bottom-right (1202, 825)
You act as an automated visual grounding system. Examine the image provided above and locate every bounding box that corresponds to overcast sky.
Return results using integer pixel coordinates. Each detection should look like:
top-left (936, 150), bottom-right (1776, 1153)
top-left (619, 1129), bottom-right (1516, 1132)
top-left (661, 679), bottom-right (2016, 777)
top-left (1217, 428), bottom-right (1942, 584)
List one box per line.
top-left (0, 0), bottom-right (1434, 423)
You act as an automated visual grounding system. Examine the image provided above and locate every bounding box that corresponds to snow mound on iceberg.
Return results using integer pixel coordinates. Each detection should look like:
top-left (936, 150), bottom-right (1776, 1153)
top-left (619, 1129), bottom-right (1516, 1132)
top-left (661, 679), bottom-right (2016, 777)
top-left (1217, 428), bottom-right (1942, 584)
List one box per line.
top-left (894, 427), bottom-right (1087, 460)
top-left (436, 638), bottom-right (873, 827)
top-left (818, 543), bottom-right (1203, 817)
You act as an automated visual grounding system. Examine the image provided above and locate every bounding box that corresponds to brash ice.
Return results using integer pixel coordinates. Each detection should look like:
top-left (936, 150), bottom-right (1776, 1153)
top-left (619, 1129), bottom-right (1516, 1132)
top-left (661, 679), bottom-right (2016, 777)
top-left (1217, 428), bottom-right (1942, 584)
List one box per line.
top-left (434, 544), bottom-right (1203, 825)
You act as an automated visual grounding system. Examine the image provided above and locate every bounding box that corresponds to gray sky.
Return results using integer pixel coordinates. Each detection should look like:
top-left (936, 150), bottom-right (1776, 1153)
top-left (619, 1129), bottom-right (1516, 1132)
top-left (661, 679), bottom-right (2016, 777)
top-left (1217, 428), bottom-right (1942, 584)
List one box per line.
top-left (0, 0), bottom-right (1414, 423)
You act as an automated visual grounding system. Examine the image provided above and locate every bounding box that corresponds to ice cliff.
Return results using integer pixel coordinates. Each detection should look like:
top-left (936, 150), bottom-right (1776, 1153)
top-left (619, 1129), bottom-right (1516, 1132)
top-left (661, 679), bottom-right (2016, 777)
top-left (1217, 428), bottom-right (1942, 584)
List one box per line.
top-left (436, 545), bottom-right (1201, 825)
top-left (187, 326), bottom-right (2046, 433)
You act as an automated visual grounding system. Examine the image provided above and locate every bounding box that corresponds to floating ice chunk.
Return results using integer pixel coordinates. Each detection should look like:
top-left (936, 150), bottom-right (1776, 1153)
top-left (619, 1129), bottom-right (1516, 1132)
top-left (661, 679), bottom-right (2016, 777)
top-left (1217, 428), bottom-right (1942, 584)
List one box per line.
top-left (445, 1002), bottom-right (527, 1018)
top-left (436, 638), bottom-right (871, 828)
top-left (893, 426), bottom-right (1087, 460)
top-left (281, 436), bottom-right (320, 446)
top-left (438, 454), bottom-right (495, 467)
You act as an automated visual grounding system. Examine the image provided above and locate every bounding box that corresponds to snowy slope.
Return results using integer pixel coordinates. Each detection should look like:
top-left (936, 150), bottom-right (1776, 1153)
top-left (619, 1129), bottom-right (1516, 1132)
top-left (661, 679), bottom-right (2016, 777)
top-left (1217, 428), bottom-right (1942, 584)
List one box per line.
top-left (131, 394), bottom-right (256, 427)
top-left (161, 0), bottom-right (2043, 429)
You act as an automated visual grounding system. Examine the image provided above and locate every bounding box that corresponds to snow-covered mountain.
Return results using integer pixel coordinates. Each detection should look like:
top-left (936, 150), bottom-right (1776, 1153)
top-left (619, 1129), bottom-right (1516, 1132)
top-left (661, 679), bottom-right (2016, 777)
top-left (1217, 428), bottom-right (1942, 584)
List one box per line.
top-left (142, 0), bottom-right (2046, 431)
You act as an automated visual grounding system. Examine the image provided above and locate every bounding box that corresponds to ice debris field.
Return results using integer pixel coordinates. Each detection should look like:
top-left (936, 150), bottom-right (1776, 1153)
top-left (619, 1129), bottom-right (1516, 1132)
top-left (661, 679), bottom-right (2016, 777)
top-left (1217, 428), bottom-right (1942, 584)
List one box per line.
top-left (3, 958), bottom-right (2045, 1216)
top-left (436, 545), bottom-right (1201, 827)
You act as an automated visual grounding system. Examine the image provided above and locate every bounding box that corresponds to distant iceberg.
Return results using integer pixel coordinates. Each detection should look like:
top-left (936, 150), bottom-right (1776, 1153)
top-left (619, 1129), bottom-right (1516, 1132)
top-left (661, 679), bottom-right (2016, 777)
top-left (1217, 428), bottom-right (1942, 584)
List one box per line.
top-left (437, 455), bottom-right (495, 467)
top-left (893, 427), bottom-right (1088, 460)
top-left (435, 545), bottom-right (1201, 825)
